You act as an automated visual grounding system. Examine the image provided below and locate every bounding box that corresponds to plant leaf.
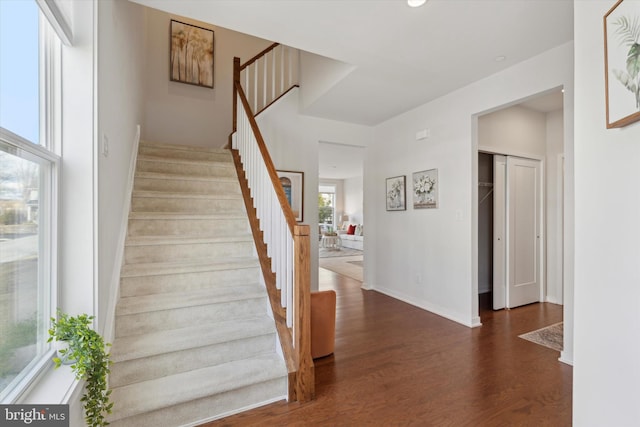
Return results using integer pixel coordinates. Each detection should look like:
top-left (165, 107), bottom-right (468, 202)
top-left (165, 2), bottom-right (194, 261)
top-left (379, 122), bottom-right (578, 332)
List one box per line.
top-left (613, 69), bottom-right (638, 94)
top-left (614, 15), bottom-right (640, 47)
top-left (627, 43), bottom-right (640, 78)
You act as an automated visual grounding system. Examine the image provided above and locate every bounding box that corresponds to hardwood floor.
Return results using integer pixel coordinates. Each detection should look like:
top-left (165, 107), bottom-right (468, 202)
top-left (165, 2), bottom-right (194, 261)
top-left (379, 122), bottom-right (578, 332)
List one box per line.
top-left (203, 269), bottom-right (572, 426)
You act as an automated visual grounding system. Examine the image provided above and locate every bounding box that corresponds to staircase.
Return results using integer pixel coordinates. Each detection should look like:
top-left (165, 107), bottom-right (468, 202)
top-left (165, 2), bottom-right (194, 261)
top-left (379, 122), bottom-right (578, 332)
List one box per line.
top-left (108, 141), bottom-right (288, 427)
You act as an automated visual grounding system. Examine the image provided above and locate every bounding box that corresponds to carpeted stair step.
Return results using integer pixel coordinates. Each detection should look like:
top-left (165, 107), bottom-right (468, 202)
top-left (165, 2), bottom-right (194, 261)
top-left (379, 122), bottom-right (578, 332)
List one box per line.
top-left (127, 213), bottom-right (249, 237)
top-left (134, 173), bottom-right (241, 195)
top-left (131, 191), bottom-right (245, 214)
top-left (124, 235), bottom-right (255, 264)
top-left (138, 141), bottom-right (233, 162)
top-left (115, 283), bottom-right (267, 338)
top-left (109, 316), bottom-right (276, 388)
top-left (107, 354), bottom-right (287, 426)
top-left (109, 140), bottom-right (287, 425)
top-left (120, 261), bottom-right (260, 298)
top-left (136, 156), bottom-right (236, 178)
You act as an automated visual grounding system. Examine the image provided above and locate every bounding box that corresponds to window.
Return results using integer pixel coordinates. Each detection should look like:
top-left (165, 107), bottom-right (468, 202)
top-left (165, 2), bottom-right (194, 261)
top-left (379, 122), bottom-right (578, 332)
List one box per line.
top-left (0, 0), bottom-right (60, 402)
top-left (319, 185), bottom-right (336, 233)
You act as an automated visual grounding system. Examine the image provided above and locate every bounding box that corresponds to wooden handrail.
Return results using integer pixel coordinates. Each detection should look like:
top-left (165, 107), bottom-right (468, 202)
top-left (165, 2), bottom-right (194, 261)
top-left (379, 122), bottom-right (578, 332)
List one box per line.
top-left (240, 42), bottom-right (280, 71)
top-left (235, 80), bottom-right (297, 234)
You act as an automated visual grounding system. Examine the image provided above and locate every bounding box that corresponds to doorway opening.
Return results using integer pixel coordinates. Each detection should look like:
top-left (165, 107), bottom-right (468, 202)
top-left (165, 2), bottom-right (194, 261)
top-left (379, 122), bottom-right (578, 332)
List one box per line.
top-left (318, 141), bottom-right (365, 283)
top-left (476, 89), bottom-right (565, 316)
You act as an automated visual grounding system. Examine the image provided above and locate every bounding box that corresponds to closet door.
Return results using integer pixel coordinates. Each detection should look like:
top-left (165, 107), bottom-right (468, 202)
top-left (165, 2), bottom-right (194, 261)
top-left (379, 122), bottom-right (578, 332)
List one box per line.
top-left (506, 157), bottom-right (541, 308)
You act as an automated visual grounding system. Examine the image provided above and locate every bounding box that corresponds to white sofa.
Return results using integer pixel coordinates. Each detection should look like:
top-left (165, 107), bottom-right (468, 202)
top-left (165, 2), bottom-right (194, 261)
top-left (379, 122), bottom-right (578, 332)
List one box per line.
top-left (340, 234), bottom-right (363, 250)
top-left (337, 224), bottom-right (364, 250)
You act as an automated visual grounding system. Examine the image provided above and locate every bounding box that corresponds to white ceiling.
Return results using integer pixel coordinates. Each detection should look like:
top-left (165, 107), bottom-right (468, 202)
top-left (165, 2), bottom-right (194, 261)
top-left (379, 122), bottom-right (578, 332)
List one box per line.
top-left (318, 142), bottom-right (364, 180)
top-left (132, 0), bottom-right (571, 179)
top-left (132, 0), bottom-right (573, 126)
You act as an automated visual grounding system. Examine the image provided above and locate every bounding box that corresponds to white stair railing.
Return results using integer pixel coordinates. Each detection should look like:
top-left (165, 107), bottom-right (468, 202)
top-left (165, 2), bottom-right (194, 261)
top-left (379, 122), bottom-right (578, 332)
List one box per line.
top-left (239, 43), bottom-right (299, 116)
top-left (231, 46), bottom-right (313, 402)
top-left (234, 105), bottom-right (295, 327)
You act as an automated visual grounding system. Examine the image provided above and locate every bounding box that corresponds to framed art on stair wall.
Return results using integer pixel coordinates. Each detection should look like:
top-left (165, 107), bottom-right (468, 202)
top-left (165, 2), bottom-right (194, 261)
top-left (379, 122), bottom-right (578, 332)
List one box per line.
top-left (277, 170), bottom-right (304, 222)
top-left (170, 19), bottom-right (214, 88)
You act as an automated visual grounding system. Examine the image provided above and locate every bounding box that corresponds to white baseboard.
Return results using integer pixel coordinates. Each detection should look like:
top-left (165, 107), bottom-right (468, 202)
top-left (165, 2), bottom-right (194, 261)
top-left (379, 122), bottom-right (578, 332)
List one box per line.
top-left (103, 125), bottom-right (140, 343)
top-left (373, 285), bottom-right (476, 328)
top-left (559, 351), bottom-right (573, 366)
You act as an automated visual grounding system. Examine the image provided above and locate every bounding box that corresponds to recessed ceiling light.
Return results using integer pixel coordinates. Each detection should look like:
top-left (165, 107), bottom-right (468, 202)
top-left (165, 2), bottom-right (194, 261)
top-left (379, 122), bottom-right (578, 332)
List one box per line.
top-left (407, 0), bottom-right (427, 7)
top-left (494, 55), bottom-right (506, 62)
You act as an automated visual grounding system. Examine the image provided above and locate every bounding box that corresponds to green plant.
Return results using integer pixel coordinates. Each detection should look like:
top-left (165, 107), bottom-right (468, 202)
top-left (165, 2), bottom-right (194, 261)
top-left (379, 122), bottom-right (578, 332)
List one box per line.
top-left (613, 15), bottom-right (640, 109)
top-left (48, 310), bottom-right (113, 427)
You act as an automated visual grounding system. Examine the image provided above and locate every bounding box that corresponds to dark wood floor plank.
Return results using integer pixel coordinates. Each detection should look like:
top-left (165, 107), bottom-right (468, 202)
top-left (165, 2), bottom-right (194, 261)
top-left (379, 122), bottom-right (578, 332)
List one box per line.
top-left (204, 268), bottom-right (571, 426)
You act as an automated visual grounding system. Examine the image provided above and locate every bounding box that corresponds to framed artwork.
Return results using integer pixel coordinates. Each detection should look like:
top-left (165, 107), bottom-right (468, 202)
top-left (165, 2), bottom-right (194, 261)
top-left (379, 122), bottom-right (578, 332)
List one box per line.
top-left (412, 169), bottom-right (438, 209)
top-left (604, 0), bottom-right (640, 128)
top-left (170, 20), bottom-right (214, 88)
top-left (386, 176), bottom-right (406, 211)
top-left (277, 170), bottom-right (304, 222)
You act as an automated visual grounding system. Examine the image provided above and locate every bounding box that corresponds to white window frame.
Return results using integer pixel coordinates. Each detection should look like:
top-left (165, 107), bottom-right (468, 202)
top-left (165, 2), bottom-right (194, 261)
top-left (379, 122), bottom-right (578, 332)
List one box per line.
top-left (0, 5), bottom-right (61, 403)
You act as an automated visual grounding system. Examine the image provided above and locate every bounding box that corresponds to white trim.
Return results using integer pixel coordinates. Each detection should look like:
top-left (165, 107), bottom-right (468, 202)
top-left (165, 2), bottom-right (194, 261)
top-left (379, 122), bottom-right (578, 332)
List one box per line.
top-left (35, 0), bottom-right (73, 46)
top-left (373, 285), bottom-right (479, 328)
top-left (103, 125), bottom-right (141, 343)
top-left (0, 129), bottom-right (60, 403)
top-left (558, 353), bottom-right (573, 366)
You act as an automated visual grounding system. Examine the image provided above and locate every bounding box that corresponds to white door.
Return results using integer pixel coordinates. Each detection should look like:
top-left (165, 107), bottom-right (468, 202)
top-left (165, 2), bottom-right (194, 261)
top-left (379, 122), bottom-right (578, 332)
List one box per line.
top-left (493, 155), bottom-right (507, 310)
top-left (506, 157), bottom-right (541, 308)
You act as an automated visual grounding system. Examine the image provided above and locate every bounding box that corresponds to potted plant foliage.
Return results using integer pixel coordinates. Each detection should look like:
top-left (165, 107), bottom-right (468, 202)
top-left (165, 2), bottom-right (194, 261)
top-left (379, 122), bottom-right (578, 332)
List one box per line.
top-left (48, 310), bottom-right (113, 427)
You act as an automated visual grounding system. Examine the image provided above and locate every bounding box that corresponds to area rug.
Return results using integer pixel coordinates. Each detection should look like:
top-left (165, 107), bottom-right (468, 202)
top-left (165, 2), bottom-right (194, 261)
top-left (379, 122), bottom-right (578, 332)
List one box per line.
top-left (318, 245), bottom-right (363, 258)
top-left (519, 322), bottom-right (563, 352)
top-left (348, 260), bottom-right (363, 267)
top-left (319, 255), bottom-right (363, 282)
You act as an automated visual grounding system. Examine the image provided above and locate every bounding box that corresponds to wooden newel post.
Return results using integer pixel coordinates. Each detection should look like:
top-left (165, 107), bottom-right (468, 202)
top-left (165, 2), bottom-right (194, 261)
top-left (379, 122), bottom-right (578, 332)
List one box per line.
top-left (293, 224), bottom-right (315, 401)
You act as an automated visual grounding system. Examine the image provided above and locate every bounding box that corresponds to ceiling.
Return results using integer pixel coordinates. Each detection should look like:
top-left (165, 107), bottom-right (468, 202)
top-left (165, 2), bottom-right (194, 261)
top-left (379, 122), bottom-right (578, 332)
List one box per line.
top-left (132, 0), bottom-right (571, 180)
top-left (132, 0), bottom-right (573, 126)
top-left (318, 142), bottom-right (364, 180)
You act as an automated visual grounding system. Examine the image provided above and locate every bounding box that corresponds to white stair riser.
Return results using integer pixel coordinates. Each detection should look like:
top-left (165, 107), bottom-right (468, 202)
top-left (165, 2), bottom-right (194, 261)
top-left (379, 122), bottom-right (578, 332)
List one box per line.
top-left (139, 145), bottom-right (231, 162)
top-left (128, 218), bottom-right (248, 237)
top-left (134, 177), bottom-right (241, 195)
top-left (136, 159), bottom-right (235, 177)
top-left (131, 196), bottom-right (245, 214)
top-left (115, 298), bottom-right (267, 337)
top-left (120, 267), bottom-right (260, 297)
top-left (124, 241), bottom-right (254, 264)
top-left (108, 377), bottom-right (286, 427)
top-left (110, 333), bottom-right (275, 388)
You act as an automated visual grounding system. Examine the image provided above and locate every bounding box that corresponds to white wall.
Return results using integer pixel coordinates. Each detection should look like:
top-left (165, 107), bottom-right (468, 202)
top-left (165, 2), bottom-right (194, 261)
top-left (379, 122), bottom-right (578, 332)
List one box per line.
top-left (343, 175), bottom-right (363, 225)
top-left (59, 0), bottom-right (95, 318)
top-left (97, 0), bottom-right (146, 334)
top-left (573, 1), bottom-right (640, 424)
top-left (545, 109), bottom-right (564, 304)
top-left (143, 8), bottom-right (271, 148)
top-left (299, 51), bottom-right (355, 112)
top-left (365, 42), bottom-right (574, 330)
top-left (478, 105), bottom-right (547, 157)
top-left (256, 88), bottom-right (372, 291)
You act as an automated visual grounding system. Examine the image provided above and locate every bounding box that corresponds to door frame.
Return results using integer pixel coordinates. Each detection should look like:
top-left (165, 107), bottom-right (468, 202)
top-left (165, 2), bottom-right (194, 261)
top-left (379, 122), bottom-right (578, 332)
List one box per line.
top-left (478, 149), bottom-right (546, 311)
